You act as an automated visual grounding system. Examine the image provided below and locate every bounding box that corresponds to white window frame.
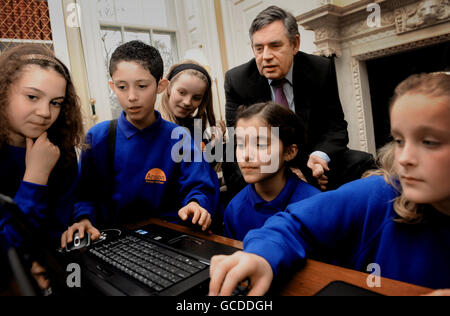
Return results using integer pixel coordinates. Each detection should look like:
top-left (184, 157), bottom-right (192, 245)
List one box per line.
top-left (77, 0), bottom-right (178, 123)
top-left (48, 0), bottom-right (71, 71)
top-left (98, 23), bottom-right (179, 73)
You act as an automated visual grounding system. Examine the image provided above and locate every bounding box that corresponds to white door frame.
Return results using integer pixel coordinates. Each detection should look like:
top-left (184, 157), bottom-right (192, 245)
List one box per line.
top-left (48, 0), bottom-right (71, 70)
top-left (77, 0), bottom-right (114, 122)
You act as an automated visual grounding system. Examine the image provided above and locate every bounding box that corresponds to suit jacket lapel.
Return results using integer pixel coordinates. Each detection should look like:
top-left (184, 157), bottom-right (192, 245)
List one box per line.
top-left (249, 67), bottom-right (272, 104)
top-left (292, 52), bottom-right (312, 130)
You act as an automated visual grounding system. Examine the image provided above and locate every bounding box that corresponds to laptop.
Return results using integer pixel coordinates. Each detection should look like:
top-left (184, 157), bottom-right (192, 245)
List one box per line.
top-left (0, 194), bottom-right (240, 296)
top-left (80, 223), bottom-right (240, 296)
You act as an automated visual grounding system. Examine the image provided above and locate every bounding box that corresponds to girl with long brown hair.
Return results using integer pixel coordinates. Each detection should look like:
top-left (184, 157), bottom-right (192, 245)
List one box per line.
top-left (0, 44), bottom-right (83, 250)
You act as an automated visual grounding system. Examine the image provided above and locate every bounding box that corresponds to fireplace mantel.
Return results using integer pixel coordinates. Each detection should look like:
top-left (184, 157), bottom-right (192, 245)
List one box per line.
top-left (297, 0), bottom-right (450, 154)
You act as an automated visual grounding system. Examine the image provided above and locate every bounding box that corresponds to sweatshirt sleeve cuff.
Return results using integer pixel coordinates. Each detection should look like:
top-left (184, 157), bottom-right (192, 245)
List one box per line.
top-left (243, 237), bottom-right (287, 278)
top-left (72, 202), bottom-right (96, 225)
top-left (13, 181), bottom-right (49, 221)
top-left (310, 151), bottom-right (331, 163)
top-left (184, 195), bottom-right (211, 214)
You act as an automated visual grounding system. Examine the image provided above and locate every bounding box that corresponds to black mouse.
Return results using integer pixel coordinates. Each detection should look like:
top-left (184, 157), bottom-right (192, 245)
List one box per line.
top-left (65, 230), bottom-right (91, 252)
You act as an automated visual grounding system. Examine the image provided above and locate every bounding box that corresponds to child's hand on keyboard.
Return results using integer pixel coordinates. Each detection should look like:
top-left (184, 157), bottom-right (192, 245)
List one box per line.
top-left (208, 251), bottom-right (273, 296)
top-left (178, 201), bottom-right (212, 231)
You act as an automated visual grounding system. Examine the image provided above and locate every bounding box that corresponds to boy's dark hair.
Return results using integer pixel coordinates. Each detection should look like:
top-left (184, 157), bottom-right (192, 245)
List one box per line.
top-left (109, 40), bottom-right (164, 82)
top-left (235, 102), bottom-right (308, 170)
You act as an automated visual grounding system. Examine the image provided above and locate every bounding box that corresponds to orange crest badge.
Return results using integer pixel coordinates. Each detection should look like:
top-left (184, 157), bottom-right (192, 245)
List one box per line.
top-left (145, 168), bottom-right (166, 184)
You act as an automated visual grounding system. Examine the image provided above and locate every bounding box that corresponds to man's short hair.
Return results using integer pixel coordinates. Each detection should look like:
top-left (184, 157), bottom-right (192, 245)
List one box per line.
top-left (249, 6), bottom-right (300, 45)
top-left (109, 40), bottom-right (164, 81)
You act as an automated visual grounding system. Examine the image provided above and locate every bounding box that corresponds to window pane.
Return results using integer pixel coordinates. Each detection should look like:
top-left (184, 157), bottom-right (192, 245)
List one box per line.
top-left (124, 30), bottom-right (150, 44)
top-left (97, 0), bottom-right (173, 119)
top-left (153, 32), bottom-right (177, 74)
top-left (108, 87), bottom-right (123, 119)
top-left (100, 27), bottom-right (123, 119)
top-left (100, 27), bottom-right (123, 71)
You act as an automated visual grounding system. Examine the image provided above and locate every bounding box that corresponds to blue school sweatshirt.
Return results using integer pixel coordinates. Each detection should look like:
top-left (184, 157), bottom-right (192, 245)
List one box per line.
top-left (73, 111), bottom-right (220, 225)
top-left (243, 175), bottom-right (450, 289)
top-left (224, 173), bottom-right (320, 241)
top-left (0, 144), bottom-right (77, 250)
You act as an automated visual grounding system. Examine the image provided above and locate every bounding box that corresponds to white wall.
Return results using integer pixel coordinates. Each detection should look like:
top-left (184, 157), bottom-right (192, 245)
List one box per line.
top-left (47, 0), bottom-right (71, 70)
top-left (220, 0), bottom-right (321, 69)
top-left (173, 0), bottom-right (323, 122)
top-left (49, 0), bottom-right (322, 125)
top-left (174, 0), bottom-right (227, 121)
top-left (172, 0), bottom-right (323, 123)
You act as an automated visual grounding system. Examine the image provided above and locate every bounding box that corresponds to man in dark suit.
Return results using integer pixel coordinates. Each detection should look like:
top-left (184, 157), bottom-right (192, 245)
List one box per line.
top-left (223, 5), bottom-right (374, 197)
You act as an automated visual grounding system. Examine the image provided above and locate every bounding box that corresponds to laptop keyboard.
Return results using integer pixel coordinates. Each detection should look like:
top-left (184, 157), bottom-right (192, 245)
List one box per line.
top-left (88, 235), bottom-right (208, 292)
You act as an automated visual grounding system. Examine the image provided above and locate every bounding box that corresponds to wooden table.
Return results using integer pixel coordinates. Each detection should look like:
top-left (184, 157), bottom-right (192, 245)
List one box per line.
top-left (135, 218), bottom-right (432, 296)
top-left (2, 218), bottom-right (432, 296)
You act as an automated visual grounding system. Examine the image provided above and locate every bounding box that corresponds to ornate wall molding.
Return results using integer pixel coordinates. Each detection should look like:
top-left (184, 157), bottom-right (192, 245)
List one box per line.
top-left (355, 32), bottom-right (450, 60)
top-left (297, 0), bottom-right (450, 152)
top-left (340, 12), bottom-right (396, 40)
top-left (315, 24), bottom-right (342, 56)
top-left (297, 0), bottom-right (449, 58)
top-left (296, 4), bottom-right (342, 56)
top-left (350, 58), bottom-right (369, 152)
top-left (395, 0), bottom-right (450, 33)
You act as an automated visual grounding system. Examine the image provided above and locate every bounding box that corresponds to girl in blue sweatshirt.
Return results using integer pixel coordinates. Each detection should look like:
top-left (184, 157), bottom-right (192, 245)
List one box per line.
top-left (158, 60), bottom-right (224, 144)
top-left (0, 44), bottom-right (83, 251)
top-left (62, 41), bottom-right (220, 247)
top-left (209, 72), bottom-right (450, 295)
top-left (224, 102), bottom-right (320, 240)
top-left (158, 60), bottom-right (227, 168)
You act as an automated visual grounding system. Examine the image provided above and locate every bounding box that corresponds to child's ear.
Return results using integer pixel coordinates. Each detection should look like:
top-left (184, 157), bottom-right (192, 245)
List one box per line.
top-left (109, 80), bottom-right (115, 90)
top-left (157, 78), bottom-right (169, 94)
top-left (284, 144), bottom-right (298, 162)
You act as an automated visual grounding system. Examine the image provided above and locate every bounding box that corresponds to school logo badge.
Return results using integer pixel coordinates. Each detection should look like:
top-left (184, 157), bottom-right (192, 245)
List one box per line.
top-left (145, 168), bottom-right (166, 184)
